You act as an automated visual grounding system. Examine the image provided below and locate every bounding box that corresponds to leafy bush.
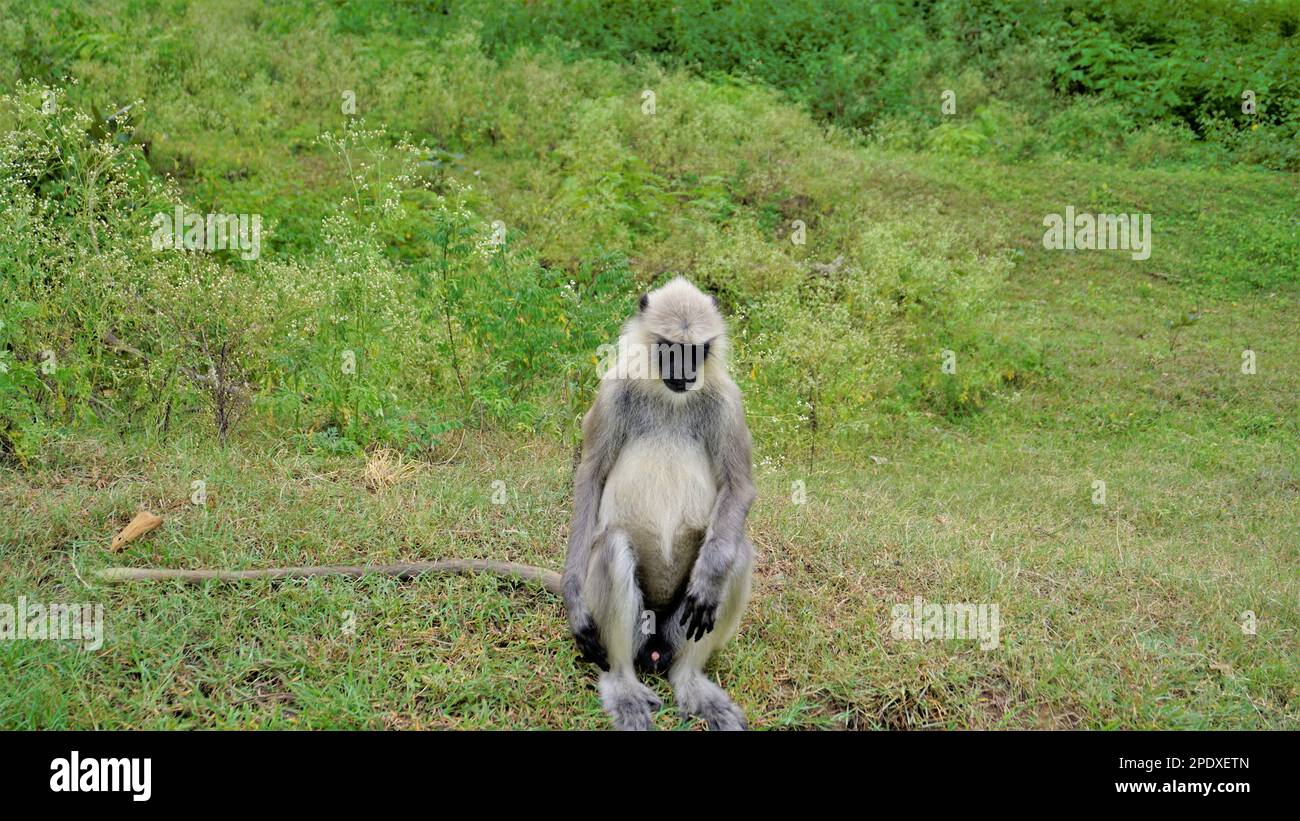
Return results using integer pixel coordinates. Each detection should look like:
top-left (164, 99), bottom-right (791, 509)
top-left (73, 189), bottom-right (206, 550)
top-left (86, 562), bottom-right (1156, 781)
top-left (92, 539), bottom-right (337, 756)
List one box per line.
top-left (0, 80), bottom-right (642, 457)
top-left (459, 0), bottom-right (1300, 170)
top-left (18, 4), bottom-right (1260, 464)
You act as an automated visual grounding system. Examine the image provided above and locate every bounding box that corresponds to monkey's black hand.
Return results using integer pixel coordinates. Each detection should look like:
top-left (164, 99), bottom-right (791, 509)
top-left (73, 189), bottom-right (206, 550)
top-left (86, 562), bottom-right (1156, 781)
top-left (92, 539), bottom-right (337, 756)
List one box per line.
top-left (571, 618), bottom-right (609, 672)
top-left (679, 592), bottom-right (718, 642)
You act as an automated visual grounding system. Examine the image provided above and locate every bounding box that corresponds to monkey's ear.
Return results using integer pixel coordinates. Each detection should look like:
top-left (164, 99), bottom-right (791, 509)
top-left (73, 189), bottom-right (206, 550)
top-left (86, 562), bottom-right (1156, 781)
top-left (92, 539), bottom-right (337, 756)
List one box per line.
top-left (710, 294), bottom-right (720, 310)
top-left (639, 293), bottom-right (649, 312)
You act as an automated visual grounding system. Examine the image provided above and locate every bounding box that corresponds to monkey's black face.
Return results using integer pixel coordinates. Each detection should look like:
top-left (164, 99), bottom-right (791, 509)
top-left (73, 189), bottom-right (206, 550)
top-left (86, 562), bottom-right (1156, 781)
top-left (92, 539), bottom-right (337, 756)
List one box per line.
top-left (653, 339), bottom-right (710, 393)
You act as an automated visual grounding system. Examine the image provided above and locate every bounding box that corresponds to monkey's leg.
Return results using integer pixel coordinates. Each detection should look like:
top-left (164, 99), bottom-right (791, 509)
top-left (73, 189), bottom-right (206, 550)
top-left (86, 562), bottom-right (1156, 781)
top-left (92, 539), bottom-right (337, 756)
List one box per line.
top-left (584, 528), bottom-right (662, 730)
top-left (665, 541), bottom-right (753, 731)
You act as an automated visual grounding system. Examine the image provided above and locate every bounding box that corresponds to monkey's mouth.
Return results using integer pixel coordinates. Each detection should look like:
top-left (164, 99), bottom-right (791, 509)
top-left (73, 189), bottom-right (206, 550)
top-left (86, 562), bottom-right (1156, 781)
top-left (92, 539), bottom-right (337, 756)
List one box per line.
top-left (662, 376), bottom-right (695, 393)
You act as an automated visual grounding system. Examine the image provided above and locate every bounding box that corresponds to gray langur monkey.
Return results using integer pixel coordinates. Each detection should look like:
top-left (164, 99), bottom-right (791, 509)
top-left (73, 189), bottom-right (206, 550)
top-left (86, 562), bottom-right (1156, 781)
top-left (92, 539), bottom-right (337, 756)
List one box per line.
top-left (564, 277), bottom-right (756, 731)
top-left (97, 277), bottom-right (755, 731)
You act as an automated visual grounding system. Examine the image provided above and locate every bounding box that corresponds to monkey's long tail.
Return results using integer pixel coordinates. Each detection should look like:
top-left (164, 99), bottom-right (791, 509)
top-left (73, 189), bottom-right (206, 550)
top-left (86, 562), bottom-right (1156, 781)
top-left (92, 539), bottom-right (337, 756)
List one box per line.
top-left (94, 560), bottom-right (562, 596)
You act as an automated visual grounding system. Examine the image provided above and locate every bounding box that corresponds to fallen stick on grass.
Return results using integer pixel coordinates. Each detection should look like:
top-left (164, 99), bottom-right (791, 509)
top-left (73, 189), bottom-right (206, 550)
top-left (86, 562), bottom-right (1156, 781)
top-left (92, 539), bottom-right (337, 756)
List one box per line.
top-left (95, 560), bottom-right (562, 596)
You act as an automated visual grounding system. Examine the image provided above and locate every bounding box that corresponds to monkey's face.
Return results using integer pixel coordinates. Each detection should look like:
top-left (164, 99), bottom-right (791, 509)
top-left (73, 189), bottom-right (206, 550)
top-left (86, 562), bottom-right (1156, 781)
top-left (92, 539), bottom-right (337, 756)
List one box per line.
top-left (631, 277), bottom-right (727, 397)
top-left (652, 338), bottom-right (711, 393)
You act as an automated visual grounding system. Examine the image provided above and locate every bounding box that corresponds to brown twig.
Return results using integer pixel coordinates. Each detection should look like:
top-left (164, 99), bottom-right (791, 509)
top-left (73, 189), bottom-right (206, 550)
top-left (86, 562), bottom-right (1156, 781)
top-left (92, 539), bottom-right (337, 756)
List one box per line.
top-left (94, 559), bottom-right (562, 596)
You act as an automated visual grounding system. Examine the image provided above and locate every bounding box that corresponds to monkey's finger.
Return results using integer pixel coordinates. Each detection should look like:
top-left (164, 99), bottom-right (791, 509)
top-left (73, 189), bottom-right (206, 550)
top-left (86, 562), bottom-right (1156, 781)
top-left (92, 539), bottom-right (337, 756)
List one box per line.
top-left (574, 629), bottom-right (609, 671)
top-left (584, 642), bottom-right (609, 671)
top-left (700, 614), bottom-right (713, 637)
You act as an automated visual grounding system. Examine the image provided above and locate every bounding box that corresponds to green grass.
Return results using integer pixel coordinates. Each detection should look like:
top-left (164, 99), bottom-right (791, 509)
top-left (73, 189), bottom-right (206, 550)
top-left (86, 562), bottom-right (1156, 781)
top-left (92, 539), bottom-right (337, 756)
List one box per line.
top-left (0, 1), bottom-right (1296, 728)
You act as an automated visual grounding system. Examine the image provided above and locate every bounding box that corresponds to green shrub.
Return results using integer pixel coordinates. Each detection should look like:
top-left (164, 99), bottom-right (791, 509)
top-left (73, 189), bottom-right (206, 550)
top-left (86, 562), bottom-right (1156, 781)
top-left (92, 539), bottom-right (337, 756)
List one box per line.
top-left (458, 0), bottom-right (1300, 170)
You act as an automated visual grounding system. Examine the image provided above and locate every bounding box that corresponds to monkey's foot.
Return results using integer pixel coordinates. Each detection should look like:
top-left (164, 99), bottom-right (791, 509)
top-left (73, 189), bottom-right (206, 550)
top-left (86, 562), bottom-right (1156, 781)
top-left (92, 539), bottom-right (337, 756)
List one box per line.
top-left (672, 673), bottom-right (747, 731)
top-left (598, 674), bottom-right (662, 731)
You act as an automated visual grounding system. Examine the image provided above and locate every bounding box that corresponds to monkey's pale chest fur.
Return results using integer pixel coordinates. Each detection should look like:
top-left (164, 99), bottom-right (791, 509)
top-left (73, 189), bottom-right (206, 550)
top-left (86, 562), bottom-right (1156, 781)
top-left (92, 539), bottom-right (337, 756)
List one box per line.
top-left (597, 434), bottom-right (717, 606)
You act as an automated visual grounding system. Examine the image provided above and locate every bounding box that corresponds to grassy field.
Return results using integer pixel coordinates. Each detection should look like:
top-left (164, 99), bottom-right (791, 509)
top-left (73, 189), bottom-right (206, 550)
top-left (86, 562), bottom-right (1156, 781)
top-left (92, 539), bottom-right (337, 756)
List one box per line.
top-left (0, 2), bottom-right (1296, 729)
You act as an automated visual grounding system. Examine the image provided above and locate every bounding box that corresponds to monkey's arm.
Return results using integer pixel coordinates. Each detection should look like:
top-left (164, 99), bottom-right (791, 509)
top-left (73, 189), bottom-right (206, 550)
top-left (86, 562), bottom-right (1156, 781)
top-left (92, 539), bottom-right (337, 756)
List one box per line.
top-left (563, 393), bottom-right (621, 669)
top-left (681, 394), bottom-right (756, 641)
